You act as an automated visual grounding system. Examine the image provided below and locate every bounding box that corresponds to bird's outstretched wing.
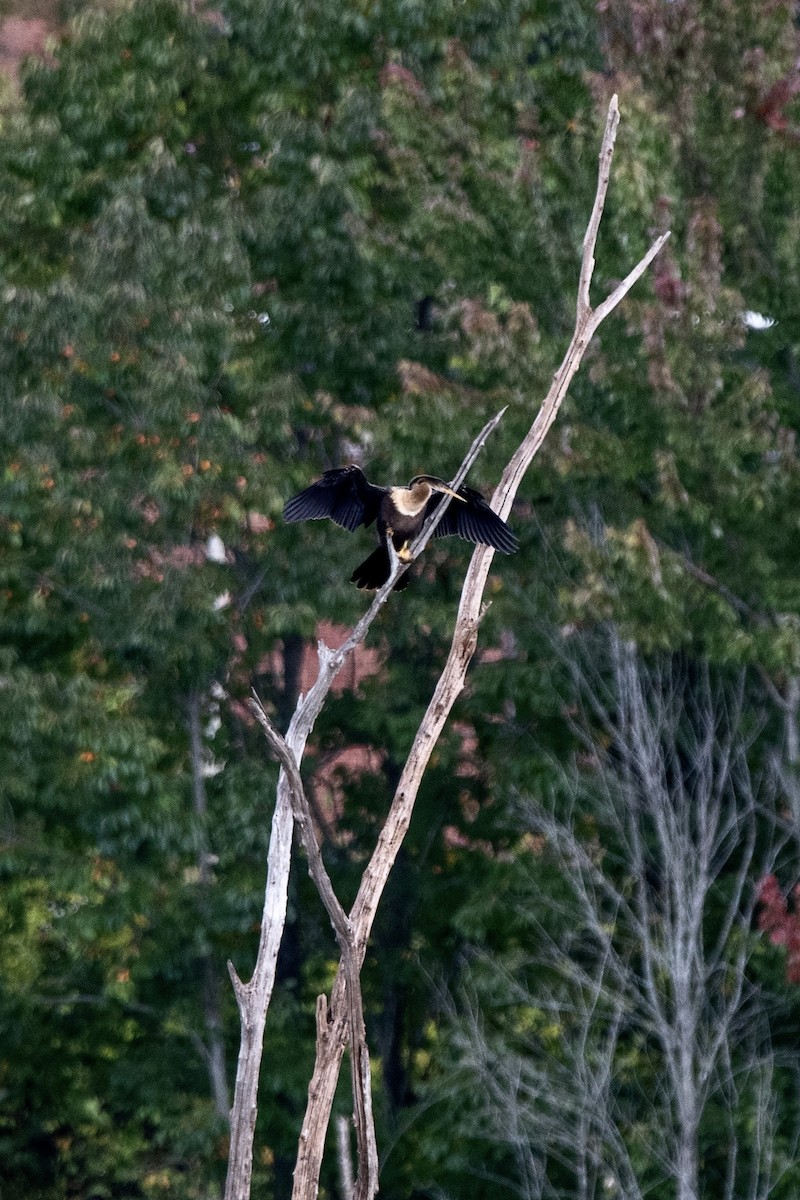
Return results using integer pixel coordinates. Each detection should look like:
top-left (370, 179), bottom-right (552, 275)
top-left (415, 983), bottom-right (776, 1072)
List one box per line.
top-left (429, 486), bottom-right (518, 554)
top-left (283, 465), bottom-right (386, 533)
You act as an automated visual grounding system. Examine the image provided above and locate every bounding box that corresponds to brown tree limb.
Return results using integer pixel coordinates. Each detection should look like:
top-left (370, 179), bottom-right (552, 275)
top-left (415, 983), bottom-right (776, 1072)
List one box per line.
top-left (290, 93), bottom-right (670, 1200)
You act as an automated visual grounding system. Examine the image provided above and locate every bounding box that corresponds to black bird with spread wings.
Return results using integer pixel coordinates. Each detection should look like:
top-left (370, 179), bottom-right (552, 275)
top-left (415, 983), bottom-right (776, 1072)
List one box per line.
top-left (284, 465), bottom-right (517, 589)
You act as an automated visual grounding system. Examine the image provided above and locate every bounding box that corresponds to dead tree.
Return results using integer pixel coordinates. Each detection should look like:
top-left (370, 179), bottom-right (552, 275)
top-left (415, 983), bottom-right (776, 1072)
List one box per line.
top-left (451, 633), bottom-right (793, 1200)
top-left (224, 95), bottom-right (669, 1200)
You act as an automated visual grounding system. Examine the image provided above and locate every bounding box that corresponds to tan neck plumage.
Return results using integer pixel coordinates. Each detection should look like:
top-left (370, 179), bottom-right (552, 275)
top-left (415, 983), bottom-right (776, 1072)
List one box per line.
top-left (390, 481), bottom-right (432, 516)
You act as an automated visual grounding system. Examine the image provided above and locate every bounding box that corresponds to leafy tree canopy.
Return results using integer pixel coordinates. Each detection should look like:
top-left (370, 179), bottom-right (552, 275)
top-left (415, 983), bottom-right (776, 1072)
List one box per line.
top-left (1, 0), bottom-right (800, 1196)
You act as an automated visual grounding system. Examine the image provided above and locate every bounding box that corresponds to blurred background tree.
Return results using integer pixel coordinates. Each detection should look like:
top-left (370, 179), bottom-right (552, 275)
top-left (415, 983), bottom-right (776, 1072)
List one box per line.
top-left (1, 0), bottom-right (799, 1197)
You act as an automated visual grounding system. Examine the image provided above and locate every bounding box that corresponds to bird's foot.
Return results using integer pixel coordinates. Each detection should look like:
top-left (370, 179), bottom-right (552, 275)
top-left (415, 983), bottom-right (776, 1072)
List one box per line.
top-left (397, 543), bottom-right (414, 563)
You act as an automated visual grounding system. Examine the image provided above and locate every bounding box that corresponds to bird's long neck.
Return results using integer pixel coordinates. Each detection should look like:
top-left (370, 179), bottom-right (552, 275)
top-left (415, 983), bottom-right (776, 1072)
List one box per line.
top-left (390, 481), bottom-right (432, 517)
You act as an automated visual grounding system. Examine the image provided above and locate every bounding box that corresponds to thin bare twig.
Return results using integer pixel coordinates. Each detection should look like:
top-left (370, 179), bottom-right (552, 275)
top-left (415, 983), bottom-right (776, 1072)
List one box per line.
top-left (664, 542), bottom-right (766, 624)
top-left (578, 95), bottom-right (620, 320)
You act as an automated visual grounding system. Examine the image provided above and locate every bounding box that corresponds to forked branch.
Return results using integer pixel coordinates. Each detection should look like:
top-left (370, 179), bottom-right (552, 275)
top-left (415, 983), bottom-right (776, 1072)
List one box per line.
top-left (248, 695), bottom-right (379, 1199)
top-left (225, 93), bottom-right (669, 1200)
top-left (224, 408), bottom-right (508, 1200)
top-left (290, 93), bottom-right (669, 1200)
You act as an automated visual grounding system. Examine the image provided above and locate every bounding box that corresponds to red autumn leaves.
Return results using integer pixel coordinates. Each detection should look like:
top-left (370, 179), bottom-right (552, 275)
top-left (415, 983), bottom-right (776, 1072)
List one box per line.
top-left (757, 874), bottom-right (800, 985)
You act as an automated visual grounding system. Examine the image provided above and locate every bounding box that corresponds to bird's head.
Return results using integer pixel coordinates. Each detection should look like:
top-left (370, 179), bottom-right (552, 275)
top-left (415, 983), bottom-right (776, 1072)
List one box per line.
top-left (408, 475), bottom-right (465, 501)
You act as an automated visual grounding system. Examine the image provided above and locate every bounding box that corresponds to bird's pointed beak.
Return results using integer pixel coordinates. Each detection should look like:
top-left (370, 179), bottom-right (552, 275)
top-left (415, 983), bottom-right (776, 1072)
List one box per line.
top-left (432, 483), bottom-right (466, 502)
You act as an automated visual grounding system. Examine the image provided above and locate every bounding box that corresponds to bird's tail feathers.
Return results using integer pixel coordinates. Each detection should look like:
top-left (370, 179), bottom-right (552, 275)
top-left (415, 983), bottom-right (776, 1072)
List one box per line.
top-left (350, 546), bottom-right (411, 591)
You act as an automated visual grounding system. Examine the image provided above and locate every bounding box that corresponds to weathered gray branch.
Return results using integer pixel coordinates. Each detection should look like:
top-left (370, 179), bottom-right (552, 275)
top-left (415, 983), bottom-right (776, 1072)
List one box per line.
top-left (336, 1113), bottom-right (355, 1200)
top-left (248, 695), bottom-right (379, 1200)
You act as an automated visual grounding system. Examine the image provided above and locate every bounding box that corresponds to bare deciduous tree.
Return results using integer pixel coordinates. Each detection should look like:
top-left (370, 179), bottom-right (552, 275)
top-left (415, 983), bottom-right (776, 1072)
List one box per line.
top-left (187, 689), bottom-right (231, 1123)
top-left (224, 97), bottom-right (670, 1200)
top-left (450, 632), bottom-right (795, 1200)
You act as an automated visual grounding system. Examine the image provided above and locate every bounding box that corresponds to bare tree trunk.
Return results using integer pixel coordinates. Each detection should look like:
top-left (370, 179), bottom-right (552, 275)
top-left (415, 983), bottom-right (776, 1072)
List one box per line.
top-left (764, 672), bottom-right (800, 856)
top-left (188, 689), bottom-right (231, 1123)
top-left (224, 782), bottom-right (293, 1200)
top-left (675, 1119), bottom-right (700, 1200)
top-left (336, 1114), bottom-right (355, 1200)
top-left (203, 955), bottom-right (231, 1124)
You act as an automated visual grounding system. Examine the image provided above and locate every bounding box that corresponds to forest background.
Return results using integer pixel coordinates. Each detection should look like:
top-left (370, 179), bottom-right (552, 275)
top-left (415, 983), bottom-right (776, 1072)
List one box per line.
top-left (2, 0), bottom-right (800, 1197)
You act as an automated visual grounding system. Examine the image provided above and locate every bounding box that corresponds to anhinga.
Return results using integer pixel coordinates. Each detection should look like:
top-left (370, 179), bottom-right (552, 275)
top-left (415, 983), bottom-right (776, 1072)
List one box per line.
top-left (283, 464), bottom-right (517, 589)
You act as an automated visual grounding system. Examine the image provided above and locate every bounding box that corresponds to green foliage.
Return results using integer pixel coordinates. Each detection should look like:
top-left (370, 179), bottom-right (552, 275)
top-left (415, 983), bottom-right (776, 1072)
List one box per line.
top-left (1, 0), bottom-right (799, 1196)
